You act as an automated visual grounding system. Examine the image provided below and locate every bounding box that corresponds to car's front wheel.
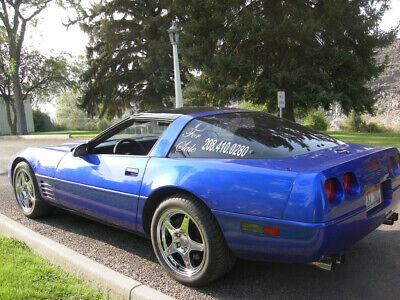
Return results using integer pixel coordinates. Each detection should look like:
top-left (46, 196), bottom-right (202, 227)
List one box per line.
top-left (151, 194), bottom-right (235, 286)
top-left (13, 161), bottom-right (54, 219)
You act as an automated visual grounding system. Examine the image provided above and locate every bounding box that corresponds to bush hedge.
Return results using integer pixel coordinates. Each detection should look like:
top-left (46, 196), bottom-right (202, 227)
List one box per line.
top-left (302, 110), bottom-right (328, 131)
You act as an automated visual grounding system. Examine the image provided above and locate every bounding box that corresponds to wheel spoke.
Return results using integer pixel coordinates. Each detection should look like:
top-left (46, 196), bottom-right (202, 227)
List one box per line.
top-left (180, 251), bottom-right (194, 271)
top-left (165, 243), bottom-right (177, 256)
top-left (164, 217), bottom-right (177, 235)
top-left (189, 239), bottom-right (204, 252)
top-left (26, 179), bottom-right (33, 191)
top-left (179, 215), bottom-right (190, 235)
top-left (23, 195), bottom-right (29, 208)
top-left (22, 172), bottom-right (29, 183)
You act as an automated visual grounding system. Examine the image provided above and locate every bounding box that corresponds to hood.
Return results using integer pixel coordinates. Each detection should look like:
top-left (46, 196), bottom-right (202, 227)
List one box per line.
top-left (41, 140), bottom-right (88, 152)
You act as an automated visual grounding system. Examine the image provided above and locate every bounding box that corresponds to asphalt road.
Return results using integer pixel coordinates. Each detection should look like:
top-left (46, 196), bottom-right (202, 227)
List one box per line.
top-left (1, 138), bottom-right (400, 299)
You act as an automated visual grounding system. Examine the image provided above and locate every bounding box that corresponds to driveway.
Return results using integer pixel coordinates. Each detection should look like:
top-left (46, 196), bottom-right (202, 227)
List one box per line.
top-left (0, 138), bottom-right (399, 299)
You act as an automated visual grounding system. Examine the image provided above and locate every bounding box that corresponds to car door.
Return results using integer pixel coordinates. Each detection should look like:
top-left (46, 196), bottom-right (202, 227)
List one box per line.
top-left (53, 118), bottom-right (170, 231)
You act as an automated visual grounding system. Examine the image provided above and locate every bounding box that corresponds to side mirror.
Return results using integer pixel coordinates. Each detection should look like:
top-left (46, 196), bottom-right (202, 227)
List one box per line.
top-left (73, 143), bottom-right (88, 157)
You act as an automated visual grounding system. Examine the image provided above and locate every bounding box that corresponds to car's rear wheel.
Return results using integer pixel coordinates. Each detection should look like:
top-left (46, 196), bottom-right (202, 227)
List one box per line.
top-left (150, 194), bottom-right (236, 286)
top-left (13, 161), bottom-right (54, 219)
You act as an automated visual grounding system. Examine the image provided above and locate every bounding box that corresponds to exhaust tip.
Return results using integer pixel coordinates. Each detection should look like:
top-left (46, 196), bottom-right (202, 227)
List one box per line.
top-left (384, 212), bottom-right (398, 225)
top-left (311, 254), bottom-right (345, 271)
top-left (384, 219), bottom-right (394, 225)
top-left (311, 260), bottom-right (335, 271)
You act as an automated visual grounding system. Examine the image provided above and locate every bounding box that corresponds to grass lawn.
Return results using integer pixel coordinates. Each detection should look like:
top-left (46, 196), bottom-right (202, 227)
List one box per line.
top-left (0, 237), bottom-right (105, 300)
top-left (324, 131), bottom-right (400, 148)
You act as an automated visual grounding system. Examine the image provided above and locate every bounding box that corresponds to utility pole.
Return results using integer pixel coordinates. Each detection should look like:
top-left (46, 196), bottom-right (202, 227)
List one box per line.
top-left (168, 22), bottom-right (183, 108)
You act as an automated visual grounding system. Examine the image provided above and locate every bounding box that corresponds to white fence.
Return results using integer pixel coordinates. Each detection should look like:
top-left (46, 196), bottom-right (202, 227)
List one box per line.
top-left (0, 98), bottom-right (35, 135)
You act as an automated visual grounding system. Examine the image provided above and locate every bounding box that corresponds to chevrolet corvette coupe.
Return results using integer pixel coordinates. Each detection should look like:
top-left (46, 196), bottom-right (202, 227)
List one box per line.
top-left (9, 107), bottom-right (400, 286)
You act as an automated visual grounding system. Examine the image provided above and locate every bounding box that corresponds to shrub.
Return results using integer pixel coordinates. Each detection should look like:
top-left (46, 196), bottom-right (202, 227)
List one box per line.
top-left (302, 110), bottom-right (328, 131)
top-left (55, 117), bottom-right (112, 131)
top-left (32, 110), bottom-right (54, 132)
top-left (239, 101), bottom-right (267, 111)
top-left (96, 119), bottom-right (111, 131)
top-left (344, 110), bottom-right (366, 132)
top-left (363, 122), bottom-right (380, 133)
top-left (340, 111), bottom-right (388, 133)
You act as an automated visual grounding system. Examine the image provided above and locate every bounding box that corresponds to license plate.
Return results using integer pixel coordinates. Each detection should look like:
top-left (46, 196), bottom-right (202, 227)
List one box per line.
top-left (365, 184), bottom-right (382, 211)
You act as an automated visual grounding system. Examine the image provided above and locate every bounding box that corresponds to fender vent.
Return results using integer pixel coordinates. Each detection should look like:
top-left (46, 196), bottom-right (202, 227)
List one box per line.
top-left (39, 180), bottom-right (55, 201)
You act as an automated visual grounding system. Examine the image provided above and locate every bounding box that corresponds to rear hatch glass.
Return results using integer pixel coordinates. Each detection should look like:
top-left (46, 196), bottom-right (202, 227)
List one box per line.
top-left (169, 111), bottom-right (344, 159)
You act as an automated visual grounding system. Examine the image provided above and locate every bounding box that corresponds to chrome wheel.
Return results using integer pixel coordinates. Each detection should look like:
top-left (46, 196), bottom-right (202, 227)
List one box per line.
top-left (157, 209), bottom-right (206, 277)
top-left (14, 169), bottom-right (35, 213)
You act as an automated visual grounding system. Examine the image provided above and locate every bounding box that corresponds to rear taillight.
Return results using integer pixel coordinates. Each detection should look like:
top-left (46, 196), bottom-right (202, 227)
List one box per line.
top-left (325, 178), bottom-right (343, 204)
top-left (343, 173), bottom-right (352, 193)
top-left (325, 178), bottom-right (336, 202)
top-left (343, 172), bottom-right (359, 196)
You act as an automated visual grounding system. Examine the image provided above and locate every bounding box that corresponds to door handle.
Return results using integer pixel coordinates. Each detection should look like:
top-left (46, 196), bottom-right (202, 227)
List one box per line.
top-left (125, 167), bottom-right (139, 176)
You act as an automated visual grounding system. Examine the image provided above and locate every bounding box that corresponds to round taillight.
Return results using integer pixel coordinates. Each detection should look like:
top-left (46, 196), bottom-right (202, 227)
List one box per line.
top-left (343, 173), bottom-right (352, 193)
top-left (343, 172), bottom-right (359, 196)
top-left (325, 178), bottom-right (343, 204)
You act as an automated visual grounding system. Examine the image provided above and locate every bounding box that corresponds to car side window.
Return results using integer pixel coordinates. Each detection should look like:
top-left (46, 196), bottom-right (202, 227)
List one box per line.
top-left (92, 120), bottom-right (170, 156)
top-left (168, 117), bottom-right (255, 159)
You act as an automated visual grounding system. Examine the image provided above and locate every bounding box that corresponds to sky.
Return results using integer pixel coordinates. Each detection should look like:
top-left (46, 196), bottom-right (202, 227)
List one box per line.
top-left (380, 0), bottom-right (400, 33)
top-left (25, 1), bottom-right (90, 58)
top-left (28, 0), bottom-right (400, 58)
top-left (24, 0), bottom-right (400, 118)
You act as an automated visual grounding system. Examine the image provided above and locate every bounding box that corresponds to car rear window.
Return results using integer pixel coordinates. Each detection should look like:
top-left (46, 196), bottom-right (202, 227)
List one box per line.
top-left (169, 111), bottom-right (343, 159)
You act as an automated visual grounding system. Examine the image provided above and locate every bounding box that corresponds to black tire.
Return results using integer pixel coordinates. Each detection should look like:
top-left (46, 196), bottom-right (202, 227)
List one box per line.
top-left (150, 194), bottom-right (236, 286)
top-left (12, 161), bottom-right (54, 219)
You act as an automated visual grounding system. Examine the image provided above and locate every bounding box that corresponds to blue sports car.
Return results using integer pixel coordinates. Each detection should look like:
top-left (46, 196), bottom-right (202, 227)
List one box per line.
top-left (9, 107), bottom-right (400, 286)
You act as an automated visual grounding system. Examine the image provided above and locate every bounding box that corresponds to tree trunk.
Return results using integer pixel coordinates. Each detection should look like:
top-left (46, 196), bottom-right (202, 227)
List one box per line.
top-left (282, 93), bottom-right (295, 122)
top-left (4, 100), bottom-right (17, 135)
top-left (8, 23), bottom-right (28, 135)
top-left (12, 73), bottom-right (28, 134)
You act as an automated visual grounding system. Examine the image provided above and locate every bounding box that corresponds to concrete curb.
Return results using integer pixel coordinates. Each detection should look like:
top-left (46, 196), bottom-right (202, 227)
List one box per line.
top-left (0, 134), bottom-right (72, 140)
top-left (0, 213), bottom-right (172, 300)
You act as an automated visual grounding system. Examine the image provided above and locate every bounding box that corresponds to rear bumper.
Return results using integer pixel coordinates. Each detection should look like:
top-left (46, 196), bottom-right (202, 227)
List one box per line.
top-left (213, 184), bottom-right (400, 263)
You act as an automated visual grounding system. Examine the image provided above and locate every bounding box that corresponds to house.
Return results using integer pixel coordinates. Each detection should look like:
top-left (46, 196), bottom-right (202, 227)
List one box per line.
top-left (0, 98), bottom-right (35, 135)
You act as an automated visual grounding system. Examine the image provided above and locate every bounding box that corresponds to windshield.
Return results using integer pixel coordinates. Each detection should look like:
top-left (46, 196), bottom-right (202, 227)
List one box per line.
top-left (169, 111), bottom-right (343, 159)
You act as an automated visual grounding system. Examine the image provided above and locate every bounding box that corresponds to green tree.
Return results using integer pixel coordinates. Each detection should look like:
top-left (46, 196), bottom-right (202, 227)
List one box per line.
top-left (179, 0), bottom-right (397, 121)
top-left (74, 0), bottom-right (396, 121)
top-left (56, 89), bottom-right (109, 131)
top-left (77, 0), bottom-right (187, 119)
top-left (0, 0), bottom-right (80, 134)
top-left (0, 40), bottom-right (73, 134)
top-left (56, 89), bottom-right (88, 125)
top-left (0, 0), bottom-right (54, 134)
top-left (32, 109), bottom-right (54, 132)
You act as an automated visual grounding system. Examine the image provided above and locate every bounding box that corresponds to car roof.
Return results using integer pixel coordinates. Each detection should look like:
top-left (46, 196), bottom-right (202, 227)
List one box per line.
top-left (131, 107), bottom-right (245, 120)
